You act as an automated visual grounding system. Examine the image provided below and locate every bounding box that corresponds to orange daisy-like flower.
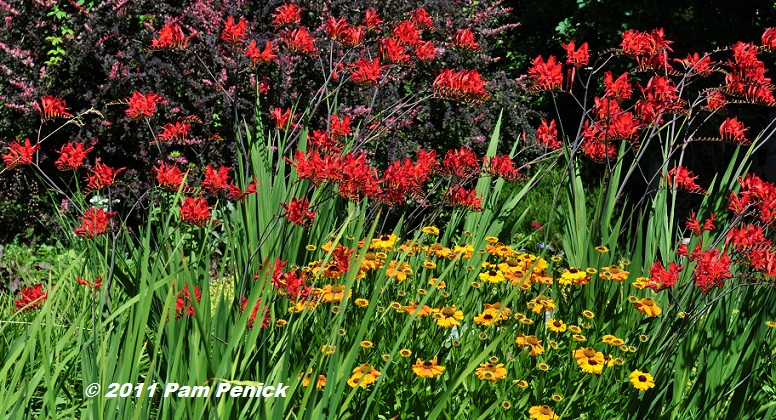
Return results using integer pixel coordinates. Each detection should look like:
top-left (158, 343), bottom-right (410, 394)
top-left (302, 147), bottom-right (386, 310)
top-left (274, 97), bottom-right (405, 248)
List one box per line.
top-left (529, 404), bottom-right (559, 420)
top-left (633, 297), bottom-right (662, 317)
top-left (432, 305), bottom-right (464, 328)
top-left (546, 318), bottom-right (567, 333)
top-left (403, 302), bottom-right (433, 317)
top-left (574, 347), bottom-right (605, 374)
top-left (386, 260), bottom-right (413, 282)
top-left (629, 370), bottom-right (655, 391)
top-left (320, 284), bottom-right (351, 303)
top-left (515, 333), bottom-right (544, 356)
top-left (412, 356), bottom-right (445, 378)
top-left (299, 370), bottom-right (326, 389)
top-left (474, 362), bottom-right (508, 382)
top-left (600, 265), bottom-right (630, 281)
top-left (347, 363), bottom-right (381, 388)
top-left (474, 308), bottom-right (507, 326)
top-left (528, 294), bottom-right (556, 314)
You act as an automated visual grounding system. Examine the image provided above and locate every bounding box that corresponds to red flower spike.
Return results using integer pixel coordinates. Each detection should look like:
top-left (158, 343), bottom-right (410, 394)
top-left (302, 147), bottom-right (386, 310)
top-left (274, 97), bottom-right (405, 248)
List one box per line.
top-left (282, 27), bottom-right (318, 54)
top-left (725, 223), bottom-right (770, 252)
top-left (647, 261), bottom-right (683, 291)
top-left (432, 69), bottom-right (489, 103)
top-left (324, 16), bottom-right (351, 41)
top-left (271, 3), bottom-right (302, 26)
top-left (221, 16), bottom-right (248, 43)
top-left (85, 161), bottom-right (126, 192)
top-left (379, 38), bottom-right (411, 64)
top-left (226, 177), bottom-right (258, 202)
top-left (78, 276), bottom-right (103, 289)
top-left (270, 108), bottom-right (295, 130)
top-left (281, 197), bottom-right (316, 228)
top-left (484, 155), bottom-right (522, 181)
top-left (444, 185), bottom-right (483, 211)
top-left (363, 9), bottom-right (382, 30)
top-left (454, 29), bottom-right (479, 51)
top-left (392, 20), bottom-right (421, 46)
top-left (675, 52), bottom-right (714, 76)
top-left (153, 162), bottom-right (186, 191)
top-left (415, 40), bottom-right (436, 61)
top-left (55, 141), bottom-right (93, 171)
top-left (704, 90), bottom-right (727, 112)
top-left (180, 196), bottom-right (212, 227)
top-left (240, 297), bottom-right (270, 329)
top-left (34, 95), bottom-right (73, 121)
top-left (201, 165), bottom-right (232, 195)
top-left (2, 138), bottom-right (40, 170)
top-left (156, 120), bottom-right (193, 144)
top-left (350, 57), bottom-right (386, 85)
top-left (15, 284), bottom-right (50, 311)
top-left (125, 91), bottom-right (163, 120)
top-left (411, 8), bottom-right (434, 30)
top-left (603, 71), bottom-right (632, 102)
top-left (74, 207), bottom-right (118, 238)
top-left (536, 119), bottom-right (561, 149)
top-left (762, 28), bottom-right (776, 51)
top-left (245, 40), bottom-right (278, 67)
top-left (443, 147), bottom-right (479, 179)
top-left (148, 23), bottom-right (193, 50)
top-left (528, 55), bottom-right (563, 91)
top-left (330, 115), bottom-right (352, 138)
top-left (694, 249), bottom-right (732, 293)
top-left (665, 166), bottom-right (706, 194)
top-left (174, 285), bottom-right (202, 318)
top-left (562, 40), bottom-right (589, 68)
top-left (342, 25), bottom-right (366, 46)
top-left (719, 117), bottom-right (750, 145)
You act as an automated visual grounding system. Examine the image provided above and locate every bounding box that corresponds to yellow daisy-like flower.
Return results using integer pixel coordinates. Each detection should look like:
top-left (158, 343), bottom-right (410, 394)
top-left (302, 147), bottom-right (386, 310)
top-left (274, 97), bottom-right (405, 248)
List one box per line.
top-left (568, 325), bottom-right (582, 334)
top-left (574, 347), bottom-right (605, 374)
top-left (515, 379), bottom-right (529, 388)
top-left (595, 245), bottom-right (609, 253)
top-left (600, 265), bottom-right (630, 281)
top-left (275, 319), bottom-right (288, 327)
top-left (354, 298), bottom-right (369, 307)
top-left (479, 269), bottom-right (506, 284)
top-left (299, 370), bottom-right (327, 389)
top-left (559, 267), bottom-right (589, 286)
top-left (629, 370), bottom-right (655, 391)
top-left (370, 234), bottom-right (398, 250)
top-left (766, 321), bottom-right (776, 328)
top-left (582, 310), bottom-right (595, 319)
top-left (451, 244), bottom-right (474, 259)
top-left (515, 333), bottom-right (544, 356)
top-left (426, 243), bottom-right (451, 258)
top-left (423, 260), bottom-right (437, 269)
top-left (320, 284), bottom-right (351, 303)
top-left (321, 344), bottom-right (336, 355)
top-left (305, 244), bottom-right (317, 251)
top-left (360, 341), bottom-right (373, 349)
top-left (546, 318), bottom-right (567, 333)
top-left (572, 334), bottom-right (587, 342)
top-left (399, 348), bottom-right (412, 357)
top-left (474, 308), bottom-right (505, 326)
top-left (432, 305), bottom-right (464, 328)
top-left (360, 252), bottom-right (384, 271)
top-left (429, 278), bottom-right (446, 289)
top-left (347, 363), bottom-right (381, 388)
top-left (485, 236), bottom-right (500, 243)
top-left (529, 404), bottom-right (559, 420)
top-left (633, 297), bottom-right (662, 317)
top-left (632, 276), bottom-right (650, 289)
top-left (412, 356), bottom-right (445, 378)
top-left (475, 362), bottom-right (508, 382)
top-left (528, 294), bottom-right (556, 314)
top-left (403, 302), bottom-right (433, 317)
top-left (422, 226), bottom-right (439, 235)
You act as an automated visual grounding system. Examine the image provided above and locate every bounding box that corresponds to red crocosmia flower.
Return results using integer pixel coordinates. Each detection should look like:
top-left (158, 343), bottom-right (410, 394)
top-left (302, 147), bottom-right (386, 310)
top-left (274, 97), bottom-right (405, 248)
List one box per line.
top-left (338, 152), bottom-right (381, 201)
top-left (78, 276), bottom-right (103, 289)
top-left (2, 138), bottom-right (40, 170)
top-left (342, 25), bottom-right (366, 46)
top-left (270, 108), bottom-right (295, 130)
top-left (581, 138), bottom-right (618, 163)
top-left (536, 119), bottom-right (561, 149)
top-left (125, 91), bottom-right (163, 120)
top-left (240, 297), bottom-right (270, 329)
top-left (762, 27), bottom-right (776, 50)
top-left (379, 38), bottom-right (411, 64)
top-left (180, 196), bottom-right (212, 227)
top-left (528, 55), bottom-right (563, 91)
top-left (415, 40), bottom-right (436, 61)
top-left (411, 7), bottom-right (434, 30)
top-left (74, 207), bottom-right (118, 238)
top-left (647, 261), bottom-right (683, 291)
top-left (272, 3), bottom-right (302, 26)
top-left (725, 223), bottom-right (770, 252)
top-left (281, 197), bottom-right (316, 228)
top-left (308, 129), bottom-right (340, 154)
top-left (562, 40), bottom-right (589, 67)
top-left (55, 141), bottom-right (93, 171)
top-left (442, 147), bottom-right (479, 179)
top-left (484, 155), bottom-right (522, 181)
top-left (704, 90), bottom-right (727, 112)
top-left (153, 162), bottom-right (186, 191)
top-left (454, 29), bottom-right (479, 50)
top-left (222, 16), bottom-right (248, 43)
top-left (201, 165), bottom-right (232, 195)
top-left (363, 9), bottom-right (382, 30)
top-left (444, 185), bottom-right (483, 211)
top-left (665, 166), bottom-right (706, 194)
top-left (324, 16), bottom-right (351, 41)
top-left (34, 95), bottom-right (73, 121)
top-left (350, 57), bottom-right (386, 85)
top-left (157, 120), bottom-right (193, 144)
top-left (531, 221), bottom-right (544, 230)
top-left (686, 212), bottom-right (716, 236)
top-left (392, 20), bottom-right (421, 46)
top-left (724, 42), bottom-right (775, 105)
top-left (603, 71), bottom-right (632, 102)
top-left (85, 161), bottom-right (126, 192)
top-left (694, 248), bottom-right (732, 293)
top-left (149, 23), bottom-right (193, 50)
top-left (592, 96), bottom-right (623, 120)
top-left (245, 40), bottom-right (278, 67)
top-left (719, 117), bottom-right (749, 144)
top-left (175, 285), bottom-right (201, 318)
top-left (675, 52), bottom-right (714, 76)
top-left (330, 115), bottom-right (352, 138)
top-left (15, 283), bottom-right (50, 311)
top-left (275, 269), bottom-right (312, 301)
top-left (225, 177), bottom-right (258, 202)
top-left (432, 69), bottom-right (489, 103)
top-left (621, 28), bottom-right (672, 58)
top-left (282, 27), bottom-right (318, 54)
